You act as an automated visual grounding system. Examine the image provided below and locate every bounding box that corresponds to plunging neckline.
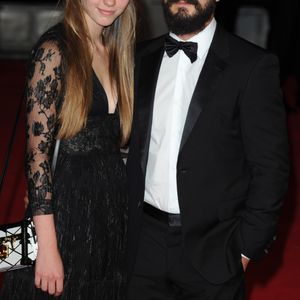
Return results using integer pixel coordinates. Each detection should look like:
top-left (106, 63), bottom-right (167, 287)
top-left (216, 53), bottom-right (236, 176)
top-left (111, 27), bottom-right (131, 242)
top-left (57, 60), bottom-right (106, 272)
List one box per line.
top-left (92, 69), bottom-right (117, 115)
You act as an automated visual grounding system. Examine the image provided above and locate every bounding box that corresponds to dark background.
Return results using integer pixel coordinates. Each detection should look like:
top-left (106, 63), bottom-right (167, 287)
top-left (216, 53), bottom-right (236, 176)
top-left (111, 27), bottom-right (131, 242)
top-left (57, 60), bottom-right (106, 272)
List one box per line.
top-left (1, 0), bottom-right (299, 88)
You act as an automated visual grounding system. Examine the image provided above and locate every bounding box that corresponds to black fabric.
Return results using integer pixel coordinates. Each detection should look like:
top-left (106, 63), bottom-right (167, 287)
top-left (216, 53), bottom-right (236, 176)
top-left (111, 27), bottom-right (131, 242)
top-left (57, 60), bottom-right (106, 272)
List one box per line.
top-left (127, 213), bottom-right (246, 300)
top-left (1, 24), bottom-right (127, 299)
top-left (165, 35), bottom-right (198, 63)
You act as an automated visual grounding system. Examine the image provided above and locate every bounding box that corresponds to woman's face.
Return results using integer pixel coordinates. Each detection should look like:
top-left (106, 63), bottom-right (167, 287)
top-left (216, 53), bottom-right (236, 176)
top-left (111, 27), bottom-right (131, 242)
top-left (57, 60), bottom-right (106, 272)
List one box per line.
top-left (81, 0), bottom-right (130, 28)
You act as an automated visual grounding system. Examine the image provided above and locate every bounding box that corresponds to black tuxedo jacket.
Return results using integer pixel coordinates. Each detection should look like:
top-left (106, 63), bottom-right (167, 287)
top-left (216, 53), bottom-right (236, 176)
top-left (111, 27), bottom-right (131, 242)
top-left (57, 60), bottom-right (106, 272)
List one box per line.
top-left (127, 25), bottom-right (289, 284)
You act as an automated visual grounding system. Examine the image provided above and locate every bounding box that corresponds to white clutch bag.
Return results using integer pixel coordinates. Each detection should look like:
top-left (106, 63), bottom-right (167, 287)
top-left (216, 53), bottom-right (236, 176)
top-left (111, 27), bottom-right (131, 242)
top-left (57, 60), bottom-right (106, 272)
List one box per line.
top-left (0, 218), bottom-right (37, 272)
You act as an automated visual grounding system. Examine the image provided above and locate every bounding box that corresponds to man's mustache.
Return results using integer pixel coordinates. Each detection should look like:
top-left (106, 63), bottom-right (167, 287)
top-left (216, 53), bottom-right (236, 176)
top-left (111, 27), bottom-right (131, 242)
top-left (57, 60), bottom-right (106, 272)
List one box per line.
top-left (166, 0), bottom-right (199, 6)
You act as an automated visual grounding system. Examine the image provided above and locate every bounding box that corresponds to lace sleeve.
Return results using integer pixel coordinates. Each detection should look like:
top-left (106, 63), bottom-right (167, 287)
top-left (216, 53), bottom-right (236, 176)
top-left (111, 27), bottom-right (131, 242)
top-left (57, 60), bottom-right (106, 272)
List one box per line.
top-left (26, 40), bottom-right (63, 216)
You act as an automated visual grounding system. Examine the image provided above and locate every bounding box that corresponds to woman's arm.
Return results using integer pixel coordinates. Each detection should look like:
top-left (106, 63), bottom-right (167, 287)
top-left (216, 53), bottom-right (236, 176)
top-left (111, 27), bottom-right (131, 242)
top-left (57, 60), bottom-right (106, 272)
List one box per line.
top-left (26, 39), bottom-right (64, 296)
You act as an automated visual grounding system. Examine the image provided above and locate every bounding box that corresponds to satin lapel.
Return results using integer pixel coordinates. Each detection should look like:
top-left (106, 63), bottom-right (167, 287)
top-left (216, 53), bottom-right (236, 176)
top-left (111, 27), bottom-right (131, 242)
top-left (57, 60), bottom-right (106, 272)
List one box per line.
top-left (179, 27), bottom-right (228, 152)
top-left (138, 45), bottom-right (165, 175)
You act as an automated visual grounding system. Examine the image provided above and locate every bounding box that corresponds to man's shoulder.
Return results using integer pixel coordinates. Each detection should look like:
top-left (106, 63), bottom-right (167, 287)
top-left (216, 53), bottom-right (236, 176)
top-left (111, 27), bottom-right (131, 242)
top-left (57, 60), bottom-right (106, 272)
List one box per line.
top-left (136, 34), bottom-right (167, 57)
top-left (219, 26), bottom-right (274, 61)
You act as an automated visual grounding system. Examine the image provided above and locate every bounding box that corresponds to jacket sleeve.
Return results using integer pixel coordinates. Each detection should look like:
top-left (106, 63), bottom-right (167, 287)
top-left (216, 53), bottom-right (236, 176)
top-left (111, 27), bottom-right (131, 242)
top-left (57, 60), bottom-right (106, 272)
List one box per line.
top-left (239, 53), bottom-right (289, 259)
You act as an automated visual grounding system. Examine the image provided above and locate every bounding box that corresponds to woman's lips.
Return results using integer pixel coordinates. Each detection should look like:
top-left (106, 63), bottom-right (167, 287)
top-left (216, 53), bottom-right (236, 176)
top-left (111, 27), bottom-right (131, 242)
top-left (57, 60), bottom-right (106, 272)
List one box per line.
top-left (97, 8), bottom-right (115, 16)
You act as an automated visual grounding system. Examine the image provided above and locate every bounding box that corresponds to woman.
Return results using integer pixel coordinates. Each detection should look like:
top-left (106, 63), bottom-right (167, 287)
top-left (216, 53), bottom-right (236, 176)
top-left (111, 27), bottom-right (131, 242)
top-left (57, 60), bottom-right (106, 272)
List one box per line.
top-left (1, 0), bottom-right (136, 298)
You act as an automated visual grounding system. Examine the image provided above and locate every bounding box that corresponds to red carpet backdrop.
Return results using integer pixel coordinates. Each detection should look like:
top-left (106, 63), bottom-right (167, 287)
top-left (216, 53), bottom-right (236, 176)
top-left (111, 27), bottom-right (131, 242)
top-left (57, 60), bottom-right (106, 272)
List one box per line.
top-left (0, 60), bottom-right (299, 299)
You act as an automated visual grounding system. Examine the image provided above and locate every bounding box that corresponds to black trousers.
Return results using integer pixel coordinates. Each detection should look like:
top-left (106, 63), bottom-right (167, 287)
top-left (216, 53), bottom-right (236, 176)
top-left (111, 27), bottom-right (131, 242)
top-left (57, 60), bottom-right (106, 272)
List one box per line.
top-left (127, 211), bottom-right (245, 300)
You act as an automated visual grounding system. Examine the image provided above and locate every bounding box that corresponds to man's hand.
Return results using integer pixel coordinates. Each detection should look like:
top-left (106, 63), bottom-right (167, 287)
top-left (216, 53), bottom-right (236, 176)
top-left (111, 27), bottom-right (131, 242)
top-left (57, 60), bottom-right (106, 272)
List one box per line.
top-left (241, 256), bottom-right (250, 271)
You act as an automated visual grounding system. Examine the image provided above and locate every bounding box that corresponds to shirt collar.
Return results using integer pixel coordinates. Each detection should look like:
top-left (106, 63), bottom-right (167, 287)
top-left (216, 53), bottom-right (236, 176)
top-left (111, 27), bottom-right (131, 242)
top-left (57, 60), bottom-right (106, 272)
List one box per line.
top-left (169, 18), bottom-right (217, 60)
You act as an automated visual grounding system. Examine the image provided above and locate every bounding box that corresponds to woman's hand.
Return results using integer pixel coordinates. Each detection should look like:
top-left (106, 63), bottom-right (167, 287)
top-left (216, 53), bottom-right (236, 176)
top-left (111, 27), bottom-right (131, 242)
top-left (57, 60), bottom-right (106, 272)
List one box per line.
top-left (35, 247), bottom-right (64, 297)
top-left (33, 214), bottom-right (64, 296)
top-left (24, 190), bottom-right (29, 209)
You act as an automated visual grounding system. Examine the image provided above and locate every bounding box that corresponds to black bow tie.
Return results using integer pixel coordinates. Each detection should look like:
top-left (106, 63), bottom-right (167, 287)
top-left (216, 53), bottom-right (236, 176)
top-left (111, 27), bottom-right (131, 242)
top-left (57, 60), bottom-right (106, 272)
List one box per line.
top-left (165, 35), bottom-right (198, 63)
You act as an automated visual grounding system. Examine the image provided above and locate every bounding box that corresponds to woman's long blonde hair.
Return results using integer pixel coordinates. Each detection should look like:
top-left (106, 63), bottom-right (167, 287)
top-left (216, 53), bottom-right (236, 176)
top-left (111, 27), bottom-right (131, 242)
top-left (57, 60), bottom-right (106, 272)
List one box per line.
top-left (58, 0), bottom-right (136, 146)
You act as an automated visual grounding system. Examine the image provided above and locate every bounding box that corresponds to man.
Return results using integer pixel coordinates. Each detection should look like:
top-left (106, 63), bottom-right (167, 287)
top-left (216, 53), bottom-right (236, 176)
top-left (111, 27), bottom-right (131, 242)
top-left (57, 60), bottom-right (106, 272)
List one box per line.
top-left (127, 0), bottom-right (289, 299)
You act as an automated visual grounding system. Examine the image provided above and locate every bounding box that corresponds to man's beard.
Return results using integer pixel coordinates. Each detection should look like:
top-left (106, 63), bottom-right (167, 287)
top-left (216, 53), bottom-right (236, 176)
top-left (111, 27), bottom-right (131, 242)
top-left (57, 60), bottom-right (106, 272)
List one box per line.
top-left (163, 0), bottom-right (216, 35)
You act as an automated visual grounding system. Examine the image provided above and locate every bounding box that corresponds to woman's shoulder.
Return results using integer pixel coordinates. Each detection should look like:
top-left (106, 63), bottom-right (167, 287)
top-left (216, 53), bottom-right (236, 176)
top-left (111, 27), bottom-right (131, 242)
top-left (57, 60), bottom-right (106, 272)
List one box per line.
top-left (31, 23), bottom-right (66, 59)
top-left (39, 22), bottom-right (65, 45)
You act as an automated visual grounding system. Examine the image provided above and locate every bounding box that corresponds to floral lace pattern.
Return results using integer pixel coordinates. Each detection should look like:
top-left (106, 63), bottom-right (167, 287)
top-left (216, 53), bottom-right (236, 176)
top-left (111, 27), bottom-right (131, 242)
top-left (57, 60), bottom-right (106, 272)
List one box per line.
top-left (26, 40), bottom-right (63, 216)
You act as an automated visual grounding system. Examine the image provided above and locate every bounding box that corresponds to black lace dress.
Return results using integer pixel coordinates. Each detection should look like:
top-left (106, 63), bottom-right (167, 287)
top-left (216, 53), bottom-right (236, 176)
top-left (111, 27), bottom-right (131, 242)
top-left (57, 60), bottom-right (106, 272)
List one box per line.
top-left (1, 25), bottom-right (128, 299)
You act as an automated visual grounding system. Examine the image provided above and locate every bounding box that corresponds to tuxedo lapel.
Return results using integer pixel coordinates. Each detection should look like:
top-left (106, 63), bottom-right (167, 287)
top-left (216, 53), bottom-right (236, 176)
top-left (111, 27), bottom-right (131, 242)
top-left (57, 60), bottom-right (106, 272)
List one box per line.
top-left (137, 40), bottom-right (165, 175)
top-left (179, 26), bottom-right (229, 152)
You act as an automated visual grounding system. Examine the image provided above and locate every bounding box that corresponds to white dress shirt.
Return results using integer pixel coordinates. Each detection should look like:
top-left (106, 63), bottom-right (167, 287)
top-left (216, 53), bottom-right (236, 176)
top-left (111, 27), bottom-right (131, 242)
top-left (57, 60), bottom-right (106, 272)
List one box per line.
top-left (144, 19), bottom-right (217, 213)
